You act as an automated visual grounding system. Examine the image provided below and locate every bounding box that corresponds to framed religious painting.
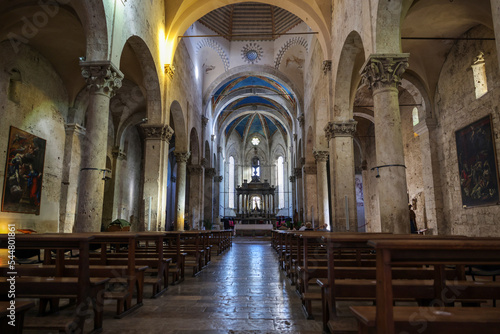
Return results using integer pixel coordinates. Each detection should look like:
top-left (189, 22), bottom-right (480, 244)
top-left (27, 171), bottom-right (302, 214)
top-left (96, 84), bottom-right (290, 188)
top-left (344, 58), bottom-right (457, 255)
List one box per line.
top-left (455, 114), bottom-right (500, 208)
top-left (2, 126), bottom-right (46, 215)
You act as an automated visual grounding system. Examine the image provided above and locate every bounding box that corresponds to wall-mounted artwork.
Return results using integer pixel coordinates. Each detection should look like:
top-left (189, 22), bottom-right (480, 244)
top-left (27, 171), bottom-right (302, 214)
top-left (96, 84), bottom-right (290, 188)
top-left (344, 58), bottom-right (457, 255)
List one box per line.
top-left (2, 126), bottom-right (46, 215)
top-left (455, 115), bottom-right (500, 208)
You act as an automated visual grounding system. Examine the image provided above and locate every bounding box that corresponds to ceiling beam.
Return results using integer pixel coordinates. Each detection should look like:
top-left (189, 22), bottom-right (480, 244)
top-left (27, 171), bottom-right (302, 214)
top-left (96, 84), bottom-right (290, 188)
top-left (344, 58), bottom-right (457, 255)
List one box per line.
top-left (178, 32), bottom-right (318, 38)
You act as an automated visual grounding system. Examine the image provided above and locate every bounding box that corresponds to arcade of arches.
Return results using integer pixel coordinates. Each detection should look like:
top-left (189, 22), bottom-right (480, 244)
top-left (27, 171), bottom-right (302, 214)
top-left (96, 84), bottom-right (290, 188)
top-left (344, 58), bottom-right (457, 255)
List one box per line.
top-left (1, 0), bottom-right (500, 238)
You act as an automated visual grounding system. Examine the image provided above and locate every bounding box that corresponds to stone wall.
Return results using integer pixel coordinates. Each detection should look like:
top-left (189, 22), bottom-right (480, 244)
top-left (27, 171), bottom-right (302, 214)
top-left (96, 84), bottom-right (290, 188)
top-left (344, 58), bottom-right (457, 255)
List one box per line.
top-left (435, 25), bottom-right (500, 236)
top-left (0, 42), bottom-right (68, 232)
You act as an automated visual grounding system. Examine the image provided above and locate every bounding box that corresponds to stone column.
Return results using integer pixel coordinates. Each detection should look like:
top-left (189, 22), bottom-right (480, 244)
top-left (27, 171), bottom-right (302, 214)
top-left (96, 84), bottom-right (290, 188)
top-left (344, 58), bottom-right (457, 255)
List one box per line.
top-left (414, 119), bottom-right (444, 234)
top-left (75, 61), bottom-right (123, 232)
top-left (60, 123), bottom-right (85, 232)
top-left (105, 146), bottom-right (126, 223)
top-left (492, 0), bottom-right (500, 69)
top-left (361, 54), bottom-right (410, 233)
top-left (214, 175), bottom-right (223, 220)
top-left (295, 167), bottom-right (303, 221)
top-left (303, 164), bottom-right (318, 224)
top-left (174, 152), bottom-right (190, 231)
top-left (140, 124), bottom-right (173, 231)
top-left (289, 175), bottom-right (296, 222)
top-left (187, 165), bottom-right (204, 229)
top-left (325, 120), bottom-right (358, 232)
top-left (204, 168), bottom-right (216, 222)
top-left (314, 150), bottom-right (330, 227)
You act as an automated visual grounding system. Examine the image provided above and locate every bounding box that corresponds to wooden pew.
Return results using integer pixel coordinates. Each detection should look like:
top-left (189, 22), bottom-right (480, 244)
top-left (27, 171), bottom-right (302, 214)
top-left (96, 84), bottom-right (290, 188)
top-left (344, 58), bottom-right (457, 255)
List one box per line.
top-left (0, 233), bottom-right (109, 333)
top-left (0, 301), bottom-right (34, 334)
top-left (350, 238), bottom-right (500, 334)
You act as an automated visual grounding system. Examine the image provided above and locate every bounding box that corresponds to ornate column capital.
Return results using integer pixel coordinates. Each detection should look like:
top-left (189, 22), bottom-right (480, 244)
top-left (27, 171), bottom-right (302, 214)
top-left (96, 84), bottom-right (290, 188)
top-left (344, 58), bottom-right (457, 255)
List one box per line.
top-left (297, 114), bottom-right (305, 128)
top-left (211, 134), bottom-right (216, 141)
top-left (164, 64), bottom-right (175, 79)
top-left (294, 168), bottom-right (302, 179)
top-left (324, 120), bottom-right (357, 140)
top-left (65, 123), bottom-right (86, 136)
top-left (202, 116), bottom-right (209, 128)
top-left (140, 124), bottom-right (174, 142)
top-left (205, 167), bottom-right (216, 178)
top-left (174, 151), bottom-right (191, 163)
top-left (289, 175), bottom-right (296, 183)
top-left (313, 150), bottom-right (329, 162)
top-left (187, 164), bottom-right (203, 175)
top-left (217, 146), bottom-right (222, 153)
top-left (303, 165), bottom-right (317, 175)
top-left (112, 146), bottom-right (127, 160)
top-left (80, 61), bottom-right (123, 97)
top-left (322, 60), bottom-right (332, 74)
top-left (214, 175), bottom-right (223, 182)
top-left (360, 54), bottom-right (409, 91)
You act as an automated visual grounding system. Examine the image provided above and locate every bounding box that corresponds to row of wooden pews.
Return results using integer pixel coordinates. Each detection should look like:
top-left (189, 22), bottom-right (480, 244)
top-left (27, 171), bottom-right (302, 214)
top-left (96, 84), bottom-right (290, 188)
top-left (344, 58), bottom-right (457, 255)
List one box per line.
top-left (0, 230), bottom-right (232, 334)
top-left (272, 230), bottom-right (500, 334)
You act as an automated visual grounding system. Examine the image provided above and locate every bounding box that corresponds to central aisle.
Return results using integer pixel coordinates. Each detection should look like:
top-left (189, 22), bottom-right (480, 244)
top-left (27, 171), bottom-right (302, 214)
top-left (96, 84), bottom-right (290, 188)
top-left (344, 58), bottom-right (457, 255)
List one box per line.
top-left (102, 238), bottom-right (324, 333)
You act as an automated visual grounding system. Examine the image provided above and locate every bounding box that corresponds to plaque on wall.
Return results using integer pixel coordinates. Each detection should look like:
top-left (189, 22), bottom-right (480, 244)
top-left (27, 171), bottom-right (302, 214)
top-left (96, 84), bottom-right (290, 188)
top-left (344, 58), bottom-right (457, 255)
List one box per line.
top-left (2, 126), bottom-right (46, 215)
top-left (455, 114), bottom-right (500, 208)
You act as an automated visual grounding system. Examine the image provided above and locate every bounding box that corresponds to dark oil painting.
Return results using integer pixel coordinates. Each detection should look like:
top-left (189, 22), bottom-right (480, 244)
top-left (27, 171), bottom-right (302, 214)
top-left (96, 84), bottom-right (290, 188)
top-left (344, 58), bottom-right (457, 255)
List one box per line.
top-left (456, 115), bottom-right (500, 208)
top-left (2, 126), bottom-right (46, 215)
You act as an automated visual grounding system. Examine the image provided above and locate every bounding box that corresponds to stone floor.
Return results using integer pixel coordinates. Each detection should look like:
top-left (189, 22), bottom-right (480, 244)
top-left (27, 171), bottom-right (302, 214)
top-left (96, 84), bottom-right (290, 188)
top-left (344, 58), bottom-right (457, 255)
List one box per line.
top-left (22, 237), bottom-right (328, 333)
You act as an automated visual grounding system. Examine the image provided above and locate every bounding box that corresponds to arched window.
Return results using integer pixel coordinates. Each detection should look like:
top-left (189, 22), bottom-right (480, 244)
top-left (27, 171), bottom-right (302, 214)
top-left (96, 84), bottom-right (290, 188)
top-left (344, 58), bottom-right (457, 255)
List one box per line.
top-left (277, 156), bottom-right (284, 208)
top-left (412, 107), bottom-right (419, 126)
top-left (472, 51), bottom-right (488, 99)
top-left (229, 156), bottom-right (235, 208)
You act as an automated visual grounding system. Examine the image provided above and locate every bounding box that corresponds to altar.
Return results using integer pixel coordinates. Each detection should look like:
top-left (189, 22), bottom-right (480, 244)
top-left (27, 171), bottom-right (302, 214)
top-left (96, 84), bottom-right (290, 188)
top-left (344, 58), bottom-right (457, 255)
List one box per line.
top-left (234, 223), bottom-right (274, 236)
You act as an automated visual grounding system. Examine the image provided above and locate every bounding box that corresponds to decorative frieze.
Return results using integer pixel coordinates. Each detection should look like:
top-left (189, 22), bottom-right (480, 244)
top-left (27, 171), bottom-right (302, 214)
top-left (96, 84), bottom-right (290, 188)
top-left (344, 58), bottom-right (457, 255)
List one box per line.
top-left (324, 120), bottom-right (357, 140)
top-left (80, 61), bottom-right (123, 97)
top-left (174, 151), bottom-right (191, 163)
top-left (360, 54), bottom-right (409, 91)
top-left (313, 150), bottom-right (329, 162)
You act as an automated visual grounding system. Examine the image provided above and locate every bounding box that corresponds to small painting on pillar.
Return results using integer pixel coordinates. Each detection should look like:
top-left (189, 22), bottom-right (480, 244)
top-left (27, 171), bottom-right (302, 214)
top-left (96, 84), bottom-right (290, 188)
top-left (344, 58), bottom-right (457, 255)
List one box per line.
top-left (455, 115), bottom-right (499, 208)
top-left (2, 126), bottom-right (46, 215)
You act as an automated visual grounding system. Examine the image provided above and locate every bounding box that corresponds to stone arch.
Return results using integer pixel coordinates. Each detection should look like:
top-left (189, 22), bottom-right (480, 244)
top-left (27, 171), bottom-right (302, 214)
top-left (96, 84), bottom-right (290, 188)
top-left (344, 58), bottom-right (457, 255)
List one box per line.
top-left (166, 0), bottom-right (330, 65)
top-left (120, 35), bottom-right (163, 123)
top-left (401, 70), bottom-right (433, 121)
top-left (71, 0), bottom-right (109, 60)
top-left (305, 126), bottom-right (315, 164)
top-left (274, 36), bottom-right (309, 69)
top-left (334, 31), bottom-right (366, 120)
top-left (196, 39), bottom-right (230, 71)
top-left (189, 127), bottom-right (200, 165)
top-left (170, 100), bottom-right (188, 151)
top-left (374, 0), bottom-right (414, 53)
